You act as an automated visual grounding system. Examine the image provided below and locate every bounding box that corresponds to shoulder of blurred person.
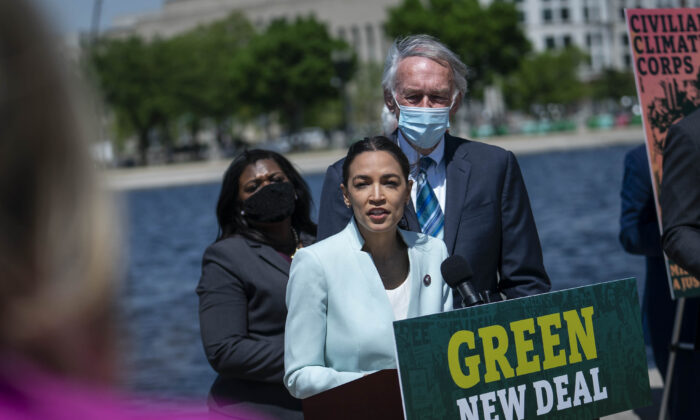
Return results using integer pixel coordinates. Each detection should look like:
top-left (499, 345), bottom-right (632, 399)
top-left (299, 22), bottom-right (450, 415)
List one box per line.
top-left (660, 108), bottom-right (700, 278)
top-left (0, 356), bottom-right (210, 420)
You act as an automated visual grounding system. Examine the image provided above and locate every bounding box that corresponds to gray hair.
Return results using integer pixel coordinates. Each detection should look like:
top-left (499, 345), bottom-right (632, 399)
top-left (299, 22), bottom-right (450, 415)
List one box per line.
top-left (382, 34), bottom-right (468, 97)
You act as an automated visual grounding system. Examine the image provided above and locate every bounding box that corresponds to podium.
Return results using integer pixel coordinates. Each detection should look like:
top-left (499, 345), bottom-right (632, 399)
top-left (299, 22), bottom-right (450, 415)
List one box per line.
top-left (302, 369), bottom-right (404, 420)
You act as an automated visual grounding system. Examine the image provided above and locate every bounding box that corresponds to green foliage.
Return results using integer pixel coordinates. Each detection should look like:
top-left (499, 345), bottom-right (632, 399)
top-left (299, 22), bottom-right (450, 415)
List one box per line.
top-left (170, 13), bottom-right (254, 118)
top-left (240, 15), bottom-right (356, 134)
top-left (589, 68), bottom-right (637, 101)
top-left (168, 13), bottom-right (255, 145)
top-left (88, 12), bottom-right (353, 162)
top-left (384, 0), bottom-right (530, 94)
top-left (350, 62), bottom-right (385, 135)
top-left (306, 98), bottom-right (343, 130)
top-left (504, 47), bottom-right (588, 114)
top-left (88, 36), bottom-right (180, 163)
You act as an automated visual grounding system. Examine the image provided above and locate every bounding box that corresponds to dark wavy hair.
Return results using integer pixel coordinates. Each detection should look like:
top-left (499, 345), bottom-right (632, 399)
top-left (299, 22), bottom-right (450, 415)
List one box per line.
top-left (342, 136), bottom-right (410, 186)
top-left (215, 149), bottom-right (317, 243)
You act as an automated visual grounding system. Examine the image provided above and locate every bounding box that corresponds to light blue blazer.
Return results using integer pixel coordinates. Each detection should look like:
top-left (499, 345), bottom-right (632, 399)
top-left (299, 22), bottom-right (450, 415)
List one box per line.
top-left (284, 218), bottom-right (453, 399)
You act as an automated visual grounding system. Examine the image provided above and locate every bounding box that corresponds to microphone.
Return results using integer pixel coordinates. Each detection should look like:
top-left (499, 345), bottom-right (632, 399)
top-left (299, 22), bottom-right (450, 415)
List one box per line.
top-left (440, 255), bottom-right (484, 307)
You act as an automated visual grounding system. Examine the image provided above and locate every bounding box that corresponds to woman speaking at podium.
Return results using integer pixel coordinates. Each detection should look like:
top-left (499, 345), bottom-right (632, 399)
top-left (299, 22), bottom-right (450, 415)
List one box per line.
top-left (284, 136), bottom-right (453, 399)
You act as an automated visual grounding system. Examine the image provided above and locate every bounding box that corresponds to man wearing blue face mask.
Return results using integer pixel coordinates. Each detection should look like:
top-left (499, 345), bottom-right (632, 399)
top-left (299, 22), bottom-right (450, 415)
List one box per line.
top-left (318, 34), bottom-right (550, 305)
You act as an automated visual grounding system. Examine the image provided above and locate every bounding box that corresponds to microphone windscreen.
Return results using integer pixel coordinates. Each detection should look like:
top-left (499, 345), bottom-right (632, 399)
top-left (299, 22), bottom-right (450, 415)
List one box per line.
top-left (440, 255), bottom-right (473, 288)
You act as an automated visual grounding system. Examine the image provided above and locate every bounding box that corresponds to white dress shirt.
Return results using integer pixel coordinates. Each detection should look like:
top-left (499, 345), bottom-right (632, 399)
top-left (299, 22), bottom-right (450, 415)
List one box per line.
top-left (385, 272), bottom-right (411, 321)
top-left (398, 131), bottom-right (447, 214)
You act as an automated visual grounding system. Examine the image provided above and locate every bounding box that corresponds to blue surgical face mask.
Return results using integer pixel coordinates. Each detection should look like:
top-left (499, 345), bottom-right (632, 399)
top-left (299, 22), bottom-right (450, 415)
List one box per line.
top-left (394, 94), bottom-right (454, 150)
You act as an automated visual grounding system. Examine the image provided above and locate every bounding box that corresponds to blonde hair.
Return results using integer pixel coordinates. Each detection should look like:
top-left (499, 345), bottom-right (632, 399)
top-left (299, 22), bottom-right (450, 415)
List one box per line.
top-left (0, 1), bottom-right (119, 382)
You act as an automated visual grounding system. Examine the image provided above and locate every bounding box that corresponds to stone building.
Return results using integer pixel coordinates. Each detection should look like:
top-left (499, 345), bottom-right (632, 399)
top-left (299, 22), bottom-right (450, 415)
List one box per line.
top-left (500, 0), bottom-right (700, 75)
top-left (110, 0), bottom-right (700, 73)
top-left (110, 0), bottom-right (396, 63)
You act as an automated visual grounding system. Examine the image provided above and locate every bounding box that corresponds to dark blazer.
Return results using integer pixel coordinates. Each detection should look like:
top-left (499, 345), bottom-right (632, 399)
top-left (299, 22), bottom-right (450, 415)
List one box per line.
top-left (318, 133), bottom-right (550, 303)
top-left (621, 144), bottom-right (700, 420)
top-left (618, 145), bottom-right (670, 375)
top-left (620, 145), bottom-right (664, 258)
top-left (661, 108), bottom-right (700, 278)
top-left (196, 232), bottom-right (313, 419)
top-left (658, 109), bottom-right (700, 418)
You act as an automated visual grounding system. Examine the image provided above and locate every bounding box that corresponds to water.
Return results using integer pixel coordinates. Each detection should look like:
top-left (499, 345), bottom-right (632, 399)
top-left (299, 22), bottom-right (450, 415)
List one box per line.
top-left (119, 144), bottom-right (647, 401)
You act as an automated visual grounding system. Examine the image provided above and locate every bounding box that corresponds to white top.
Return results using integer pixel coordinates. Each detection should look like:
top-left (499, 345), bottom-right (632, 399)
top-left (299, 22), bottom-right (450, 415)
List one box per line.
top-left (398, 131), bottom-right (447, 213)
top-left (385, 272), bottom-right (412, 321)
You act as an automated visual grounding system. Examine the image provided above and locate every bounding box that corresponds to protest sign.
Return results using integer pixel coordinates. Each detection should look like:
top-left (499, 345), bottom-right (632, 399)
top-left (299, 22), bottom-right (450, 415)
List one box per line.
top-left (626, 7), bottom-right (700, 298)
top-left (393, 279), bottom-right (651, 419)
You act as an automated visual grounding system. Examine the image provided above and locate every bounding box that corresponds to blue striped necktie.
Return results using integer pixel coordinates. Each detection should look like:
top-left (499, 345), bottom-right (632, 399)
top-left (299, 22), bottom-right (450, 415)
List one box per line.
top-left (415, 157), bottom-right (444, 239)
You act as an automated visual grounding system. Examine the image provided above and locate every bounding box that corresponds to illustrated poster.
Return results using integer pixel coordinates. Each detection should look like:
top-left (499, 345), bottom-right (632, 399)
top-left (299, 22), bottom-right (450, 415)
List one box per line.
top-left (626, 8), bottom-right (700, 298)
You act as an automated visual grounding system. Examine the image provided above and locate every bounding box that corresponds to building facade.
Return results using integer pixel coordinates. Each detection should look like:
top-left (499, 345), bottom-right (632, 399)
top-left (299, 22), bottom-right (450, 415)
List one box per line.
top-left (110, 0), bottom-right (699, 71)
top-left (110, 0), bottom-right (397, 63)
top-left (501, 0), bottom-right (700, 75)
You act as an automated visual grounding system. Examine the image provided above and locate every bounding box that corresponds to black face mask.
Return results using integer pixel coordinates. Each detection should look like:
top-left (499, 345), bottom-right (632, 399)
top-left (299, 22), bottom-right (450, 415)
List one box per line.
top-left (241, 182), bottom-right (296, 223)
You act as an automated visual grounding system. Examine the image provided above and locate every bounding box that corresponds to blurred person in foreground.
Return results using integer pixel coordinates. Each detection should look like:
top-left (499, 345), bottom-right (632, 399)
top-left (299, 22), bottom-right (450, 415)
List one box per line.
top-left (284, 136), bottom-right (453, 399)
top-left (0, 1), bottom-right (221, 419)
top-left (197, 150), bottom-right (316, 419)
top-left (317, 35), bottom-right (549, 306)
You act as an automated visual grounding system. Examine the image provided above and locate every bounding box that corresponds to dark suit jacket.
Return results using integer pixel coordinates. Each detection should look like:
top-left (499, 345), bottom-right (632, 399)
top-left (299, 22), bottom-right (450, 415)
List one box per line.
top-left (196, 232), bottom-right (313, 419)
top-left (661, 108), bottom-right (700, 279)
top-left (658, 108), bottom-right (700, 419)
top-left (620, 145), bottom-right (664, 258)
top-left (618, 144), bottom-right (671, 375)
top-left (318, 133), bottom-right (550, 303)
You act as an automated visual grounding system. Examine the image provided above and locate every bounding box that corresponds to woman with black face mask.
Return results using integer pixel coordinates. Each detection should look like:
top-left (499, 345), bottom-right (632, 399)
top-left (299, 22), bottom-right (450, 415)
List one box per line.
top-left (196, 149), bottom-right (316, 419)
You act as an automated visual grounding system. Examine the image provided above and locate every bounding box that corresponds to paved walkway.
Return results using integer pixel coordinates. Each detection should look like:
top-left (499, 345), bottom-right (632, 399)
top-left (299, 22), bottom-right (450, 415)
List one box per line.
top-left (104, 127), bottom-right (645, 190)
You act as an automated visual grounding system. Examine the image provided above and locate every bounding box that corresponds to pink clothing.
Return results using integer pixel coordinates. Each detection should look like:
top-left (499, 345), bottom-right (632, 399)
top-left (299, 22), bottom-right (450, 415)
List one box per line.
top-left (0, 358), bottom-right (262, 420)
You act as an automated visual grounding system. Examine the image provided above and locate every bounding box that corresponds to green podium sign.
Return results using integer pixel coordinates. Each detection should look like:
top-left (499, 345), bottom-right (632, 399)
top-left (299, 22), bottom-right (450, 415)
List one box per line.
top-left (393, 278), bottom-right (651, 420)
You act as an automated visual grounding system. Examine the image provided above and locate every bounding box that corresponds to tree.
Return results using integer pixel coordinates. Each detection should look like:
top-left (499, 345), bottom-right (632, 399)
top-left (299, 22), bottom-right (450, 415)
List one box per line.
top-left (88, 14), bottom-right (354, 161)
top-left (504, 47), bottom-right (588, 116)
top-left (169, 13), bottom-right (255, 149)
top-left (589, 68), bottom-right (637, 102)
top-left (241, 16), bottom-right (355, 135)
top-left (384, 0), bottom-right (531, 94)
top-left (88, 36), bottom-right (179, 164)
top-left (350, 62), bottom-right (386, 136)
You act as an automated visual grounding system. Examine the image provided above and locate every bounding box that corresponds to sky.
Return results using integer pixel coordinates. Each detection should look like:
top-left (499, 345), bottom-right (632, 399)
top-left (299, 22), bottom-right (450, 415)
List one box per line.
top-left (34, 0), bottom-right (164, 35)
